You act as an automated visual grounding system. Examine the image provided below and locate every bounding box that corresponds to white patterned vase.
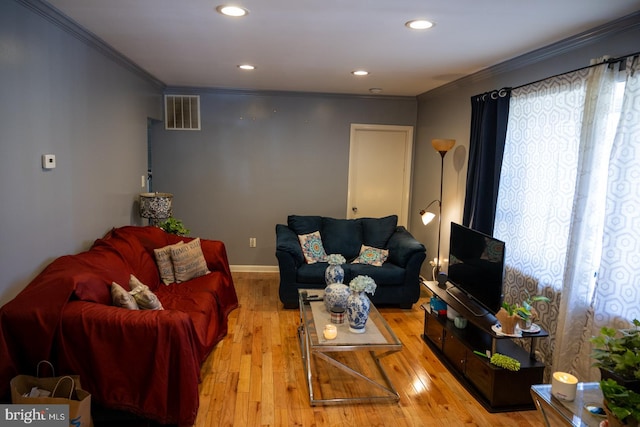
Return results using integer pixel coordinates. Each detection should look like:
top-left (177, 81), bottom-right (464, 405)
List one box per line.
top-left (347, 291), bottom-right (370, 334)
top-left (324, 264), bottom-right (344, 285)
top-left (324, 283), bottom-right (350, 312)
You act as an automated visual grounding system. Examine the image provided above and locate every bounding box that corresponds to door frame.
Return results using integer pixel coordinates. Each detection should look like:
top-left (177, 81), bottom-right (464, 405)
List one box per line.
top-left (346, 124), bottom-right (414, 227)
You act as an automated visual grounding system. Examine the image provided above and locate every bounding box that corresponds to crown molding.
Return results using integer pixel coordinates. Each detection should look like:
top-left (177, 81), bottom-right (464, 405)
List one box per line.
top-left (418, 11), bottom-right (640, 100)
top-left (17, 0), bottom-right (166, 90)
top-left (164, 85), bottom-right (417, 101)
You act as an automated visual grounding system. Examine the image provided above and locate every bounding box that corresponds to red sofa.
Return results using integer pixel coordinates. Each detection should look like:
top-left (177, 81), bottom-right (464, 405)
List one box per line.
top-left (0, 226), bottom-right (238, 426)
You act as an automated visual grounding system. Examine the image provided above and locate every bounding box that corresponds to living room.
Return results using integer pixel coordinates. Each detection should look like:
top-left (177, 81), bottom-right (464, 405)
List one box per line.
top-left (2, 0), bottom-right (640, 425)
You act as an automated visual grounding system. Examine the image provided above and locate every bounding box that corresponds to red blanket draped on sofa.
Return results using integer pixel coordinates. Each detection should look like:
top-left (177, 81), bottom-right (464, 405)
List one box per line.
top-left (0, 226), bottom-right (238, 426)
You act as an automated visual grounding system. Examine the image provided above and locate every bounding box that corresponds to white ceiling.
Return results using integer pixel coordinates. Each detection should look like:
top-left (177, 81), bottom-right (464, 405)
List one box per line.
top-left (45, 0), bottom-right (640, 96)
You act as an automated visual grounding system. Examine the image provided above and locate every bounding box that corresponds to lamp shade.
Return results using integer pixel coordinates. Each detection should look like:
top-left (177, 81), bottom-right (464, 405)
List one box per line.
top-left (431, 139), bottom-right (456, 153)
top-left (139, 192), bottom-right (173, 220)
top-left (419, 200), bottom-right (439, 225)
top-left (421, 211), bottom-right (436, 225)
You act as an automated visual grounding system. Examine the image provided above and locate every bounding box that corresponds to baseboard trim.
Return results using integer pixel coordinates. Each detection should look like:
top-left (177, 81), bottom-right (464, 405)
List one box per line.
top-left (230, 265), bottom-right (279, 273)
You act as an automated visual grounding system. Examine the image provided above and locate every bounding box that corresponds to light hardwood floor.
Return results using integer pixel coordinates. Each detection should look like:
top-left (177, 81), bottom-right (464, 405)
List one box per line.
top-left (195, 272), bottom-right (546, 427)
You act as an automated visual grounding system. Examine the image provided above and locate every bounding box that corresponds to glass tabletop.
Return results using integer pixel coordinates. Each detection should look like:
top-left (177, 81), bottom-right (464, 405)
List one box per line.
top-left (298, 289), bottom-right (401, 351)
top-left (530, 382), bottom-right (605, 427)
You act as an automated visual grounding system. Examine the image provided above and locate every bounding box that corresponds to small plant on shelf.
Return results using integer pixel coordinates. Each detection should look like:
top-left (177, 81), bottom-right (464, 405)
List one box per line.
top-left (499, 293), bottom-right (550, 332)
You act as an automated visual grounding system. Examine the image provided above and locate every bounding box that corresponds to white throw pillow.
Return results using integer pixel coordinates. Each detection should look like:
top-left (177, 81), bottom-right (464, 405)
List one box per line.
top-left (111, 282), bottom-right (139, 310)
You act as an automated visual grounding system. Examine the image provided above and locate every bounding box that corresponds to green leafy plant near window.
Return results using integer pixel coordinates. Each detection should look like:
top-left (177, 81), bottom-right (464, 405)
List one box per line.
top-left (591, 319), bottom-right (640, 381)
top-left (600, 378), bottom-right (640, 425)
top-left (159, 217), bottom-right (190, 236)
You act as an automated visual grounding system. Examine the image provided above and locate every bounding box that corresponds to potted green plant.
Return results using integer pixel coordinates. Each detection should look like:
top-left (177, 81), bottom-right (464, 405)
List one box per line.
top-left (496, 301), bottom-right (522, 335)
top-left (591, 319), bottom-right (640, 393)
top-left (497, 293), bottom-right (549, 334)
top-left (600, 378), bottom-right (640, 427)
top-left (514, 294), bottom-right (550, 329)
top-left (159, 217), bottom-right (190, 236)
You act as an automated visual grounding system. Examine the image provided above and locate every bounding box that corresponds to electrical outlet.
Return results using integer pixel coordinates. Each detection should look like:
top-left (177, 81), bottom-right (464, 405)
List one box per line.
top-left (249, 237), bottom-right (257, 248)
top-left (141, 175), bottom-right (146, 188)
top-left (42, 154), bottom-right (56, 169)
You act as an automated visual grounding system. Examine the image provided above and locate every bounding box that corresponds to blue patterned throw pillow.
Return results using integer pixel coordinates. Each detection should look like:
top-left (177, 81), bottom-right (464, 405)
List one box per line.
top-left (298, 231), bottom-right (328, 264)
top-left (351, 245), bottom-right (388, 266)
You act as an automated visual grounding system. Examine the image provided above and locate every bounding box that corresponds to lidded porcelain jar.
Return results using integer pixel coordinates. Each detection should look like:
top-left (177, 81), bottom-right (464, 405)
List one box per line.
top-left (324, 283), bottom-right (350, 312)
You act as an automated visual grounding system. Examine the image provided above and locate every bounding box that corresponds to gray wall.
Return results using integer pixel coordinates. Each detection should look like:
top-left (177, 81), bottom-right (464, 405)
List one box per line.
top-left (1, 0), bottom-right (638, 305)
top-left (151, 91), bottom-right (417, 267)
top-left (0, 0), bottom-right (163, 306)
top-left (412, 13), bottom-right (640, 277)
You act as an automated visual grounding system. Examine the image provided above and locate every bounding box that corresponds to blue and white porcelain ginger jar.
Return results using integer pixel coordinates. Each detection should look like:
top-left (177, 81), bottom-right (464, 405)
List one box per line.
top-left (324, 264), bottom-right (344, 285)
top-left (324, 283), bottom-right (350, 312)
top-left (347, 291), bottom-right (370, 333)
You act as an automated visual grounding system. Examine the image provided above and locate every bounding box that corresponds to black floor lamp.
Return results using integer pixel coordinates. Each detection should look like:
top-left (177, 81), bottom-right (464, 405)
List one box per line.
top-left (419, 138), bottom-right (456, 275)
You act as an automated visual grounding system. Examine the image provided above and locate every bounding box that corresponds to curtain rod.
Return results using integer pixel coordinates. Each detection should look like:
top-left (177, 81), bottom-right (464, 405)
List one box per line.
top-left (510, 50), bottom-right (640, 92)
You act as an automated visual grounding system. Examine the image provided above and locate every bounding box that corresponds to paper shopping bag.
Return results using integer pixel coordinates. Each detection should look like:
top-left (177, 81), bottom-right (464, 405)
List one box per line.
top-left (10, 373), bottom-right (93, 427)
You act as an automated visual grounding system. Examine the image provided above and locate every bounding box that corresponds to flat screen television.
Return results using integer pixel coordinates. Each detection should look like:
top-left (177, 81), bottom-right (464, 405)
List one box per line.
top-left (446, 222), bottom-right (505, 316)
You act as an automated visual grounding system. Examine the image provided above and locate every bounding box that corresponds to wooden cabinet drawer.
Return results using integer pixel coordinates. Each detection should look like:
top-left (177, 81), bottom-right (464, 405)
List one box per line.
top-left (465, 352), bottom-right (543, 407)
top-left (424, 314), bottom-right (444, 350)
top-left (443, 331), bottom-right (467, 373)
top-left (464, 352), bottom-right (493, 400)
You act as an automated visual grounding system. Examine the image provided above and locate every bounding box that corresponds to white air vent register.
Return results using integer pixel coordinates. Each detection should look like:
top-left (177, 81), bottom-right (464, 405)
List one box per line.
top-left (164, 95), bottom-right (200, 130)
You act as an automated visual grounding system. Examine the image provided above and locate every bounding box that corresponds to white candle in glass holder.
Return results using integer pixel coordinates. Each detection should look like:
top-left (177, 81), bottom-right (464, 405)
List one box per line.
top-left (323, 324), bottom-right (337, 340)
top-left (551, 371), bottom-right (578, 401)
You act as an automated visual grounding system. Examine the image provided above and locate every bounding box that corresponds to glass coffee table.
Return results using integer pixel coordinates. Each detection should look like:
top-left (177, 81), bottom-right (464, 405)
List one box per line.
top-left (297, 289), bottom-right (402, 405)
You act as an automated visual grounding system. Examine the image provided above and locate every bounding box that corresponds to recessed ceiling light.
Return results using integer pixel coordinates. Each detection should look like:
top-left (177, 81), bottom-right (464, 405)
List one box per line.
top-left (405, 19), bottom-right (434, 30)
top-left (238, 64), bottom-right (256, 70)
top-left (352, 70), bottom-right (369, 76)
top-left (216, 5), bottom-right (249, 17)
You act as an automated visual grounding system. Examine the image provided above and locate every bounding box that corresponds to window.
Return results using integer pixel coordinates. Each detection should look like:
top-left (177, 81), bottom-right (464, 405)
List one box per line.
top-left (493, 57), bottom-right (640, 380)
top-left (494, 69), bottom-right (588, 293)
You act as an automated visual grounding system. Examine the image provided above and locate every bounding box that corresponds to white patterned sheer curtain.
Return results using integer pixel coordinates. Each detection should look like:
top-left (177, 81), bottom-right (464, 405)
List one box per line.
top-left (591, 56), bottom-right (640, 336)
top-left (494, 56), bottom-right (640, 381)
top-left (494, 69), bottom-right (588, 372)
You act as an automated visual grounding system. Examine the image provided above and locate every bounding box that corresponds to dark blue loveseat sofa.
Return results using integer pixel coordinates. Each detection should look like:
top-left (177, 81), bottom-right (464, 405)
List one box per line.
top-left (275, 215), bottom-right (426, 308)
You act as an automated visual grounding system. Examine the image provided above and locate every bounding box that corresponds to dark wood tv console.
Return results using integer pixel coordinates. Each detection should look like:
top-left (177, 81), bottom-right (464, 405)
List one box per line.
top-left (421, 280), bottom-right (547, 412)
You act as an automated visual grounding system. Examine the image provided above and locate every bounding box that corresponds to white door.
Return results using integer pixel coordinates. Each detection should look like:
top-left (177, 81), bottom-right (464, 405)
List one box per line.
top-left (346, 124), bottom-right (414, 227)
